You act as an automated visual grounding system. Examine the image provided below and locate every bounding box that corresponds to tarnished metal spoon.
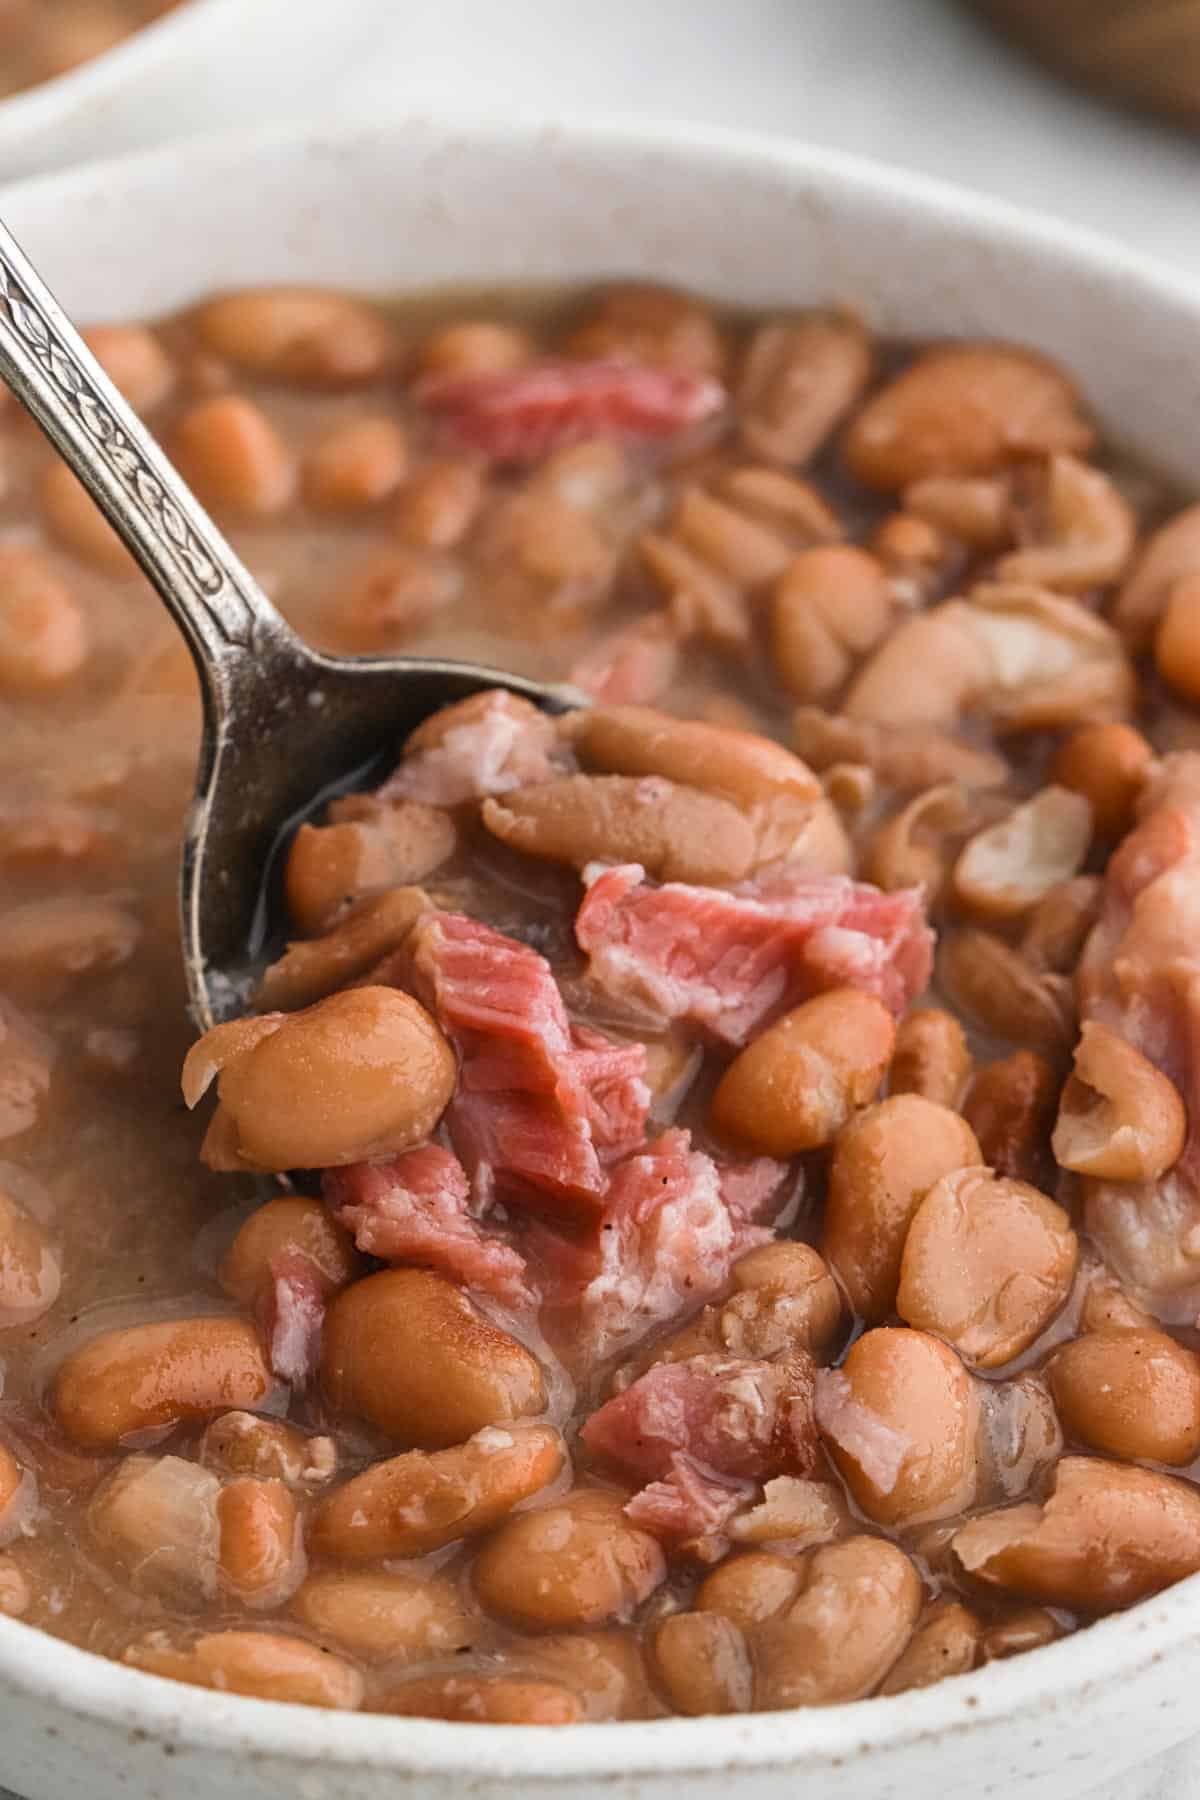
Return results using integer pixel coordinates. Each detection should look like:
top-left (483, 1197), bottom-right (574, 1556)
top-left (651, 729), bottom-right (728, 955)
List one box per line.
top-left (0, 219), bottom-right (582, 1032)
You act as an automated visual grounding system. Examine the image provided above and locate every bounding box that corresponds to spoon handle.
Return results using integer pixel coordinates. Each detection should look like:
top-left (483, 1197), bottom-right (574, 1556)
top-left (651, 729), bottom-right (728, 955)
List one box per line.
top-left (0, 215), bottom-right (296, 688)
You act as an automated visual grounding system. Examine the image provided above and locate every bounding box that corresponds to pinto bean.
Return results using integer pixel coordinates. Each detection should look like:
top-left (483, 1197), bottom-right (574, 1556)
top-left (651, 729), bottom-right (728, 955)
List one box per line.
top-left (0, 1186), bottom-right (59, 1327)
top-left (474, 1489), bottom-right (665, 1630)
top-left (877, 1600), bottom-right (982, 1695)
top-left (939, 930), bottom-right (1076, 1063)
top-left (753, 1537), bottom-right (922, 1708)
top-left (1048, 1329), bottom-right (1200, 1467)
top-left (793, 706), bottom-right (1009, 794)
top-left (737, 314), bottom-right (871, 466)
top-left (391, 458), bottom-right (484, 550)
top-left (981, 1608), bottom-right (1061, 1661)
top-left (39, 463), bottom-right (134, 575)
top-left (0, 548), bottom-right (87, 693)
top-left (217, 1478), bottom-right (304, 1608)
top-left (1114, 500), bottom-right (1200, 647)
top-left (196, 288), bottom-right (398, 386)
top-left (414, 320), bottom-right (535, 380)
top-left (88, 1455), bottom-right (220, 1599)
top-left (571, 704), bottom-right (820, 806)
top-left (669, 488), bottom-right (791, 589)
top-left (712, 990), bottom-right (896, 1157)
top-left (963, 1051), bottom-right (1061, 1189)
top-left (519, 1631), bottom-right (652, 1722)
top-left (865, 782), bottom-right (969, 898)
top-left (291, 1568), bottom-right (472, 1663)
top-left (482, 775), bottom-right (755, 885)
top-left (1020, 876), bottom-right (1103, 976)
top-left (843, 344), bottom-right (1092, 491)
top-left (219, 1196), bottom-right (363, 1310)
top-left (904, 474), bottom-right (1015, 550)
top-left (897, 1168), bottom-right (1077, 1368)
top-left (769, 546), bottom-right (893, 701)
top-left (302, 415), bottom-right (409, 511)
top-left (310, 1422), bottom-right (565, 1559)
top-left (83, 324), bottom-right (174, 414)
top-left (996, 455), bottom-right (1136, 593)
top-left (323, 546), bottom-right (461, 650)
top-left (952, 787), bottom-right (1092, 921)
top-left (202, 1412), bottom-right (336, 1486)
top-left (382, 1674), bottom-right (582, 1724)
top-left (869, 511), bottom-right (955, 604)
top-left (1053, 1021), bottom-right (1186, 1183)
top-left (0, 897), bottom-right (139, 1002)
top-left (128, 1629), bottom-right (363, 1709)
top-left (651, 1611), bottom-right (751, 1716)
top-left (565, 284), bottom-right (725, 377)
top-left (953, 1456), bottom-right (1200, 1613)
top-left (322, 1270), bottom-right (546, 1448)
top-left (696, 1551), bottom-right (804, 1630)
top-left (474, 491), bottom-right (615, 628)
top-left (258, 887), bottom-right (429, 1011)
top-left (0, 1443), bottom-right (33, 1546)
top-left (171, 396), bottom-right (295, 516)
top-left (823, 1096), bottom-right (983, 1324)
top-left (890, 1009), bottom-right (973, 1109)
top-left (717, 467), bottom-right (842, 543)
top-left (816, 1329), bottom-right (979, 1525)
top-left (56, 1318), bottom-right (272, 1449)
top-left (721, 1242), bottom-right (842, 1356)
top-left (727, 1477), bottom-right (850, 1551)
top-left (639, 532), bottom-right (751, 651)
top-left (183, 987), bottom-right (455, 1173)
top-left (1155, 574), bottom-right (1200, 704)
top-left (285, 810), bottom-right (452, 938)
top-left (1050, 722), bottom-right (1152, 840)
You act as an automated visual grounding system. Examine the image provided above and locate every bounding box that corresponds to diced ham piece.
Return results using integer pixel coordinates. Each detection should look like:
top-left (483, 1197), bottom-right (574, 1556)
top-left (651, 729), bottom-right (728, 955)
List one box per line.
top-left (323, 1146), bottom-right (530, 1306)
top-left (409, 909), bottom-right (649, 1218)
top-left (530, 1128), bottom-right (776, 1361)
top-left (1077, 752), bottom-right (1200, 1317)
top-left (376, 690), bottom-right (569, 809)
top-left (582, 1351), bottom-right (819, 1486)
top-left (716, 1155), bottom-right (794, 1227)
top-left (259, 1251), bottom-right (326, 1389)
top-left (569, 619), bottom-right (680, 708)
top-left (624, 1456), bottom-right (752, 1541)
top-left (575, 863), bottom-right (933, 1046)
top-left (414, 359), bottom-right (726, 465)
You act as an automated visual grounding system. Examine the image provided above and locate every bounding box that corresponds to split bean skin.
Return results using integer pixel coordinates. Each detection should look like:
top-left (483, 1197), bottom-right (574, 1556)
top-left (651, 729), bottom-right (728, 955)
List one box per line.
top-left (6, 277), bottom-right (1200, 1721)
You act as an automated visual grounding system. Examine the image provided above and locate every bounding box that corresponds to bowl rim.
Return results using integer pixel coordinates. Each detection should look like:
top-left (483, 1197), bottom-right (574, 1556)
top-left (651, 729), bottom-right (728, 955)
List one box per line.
top-left (0, 0), bottom-right (226, 133)
top-left (2, 107), bottom-right (1200, 1779)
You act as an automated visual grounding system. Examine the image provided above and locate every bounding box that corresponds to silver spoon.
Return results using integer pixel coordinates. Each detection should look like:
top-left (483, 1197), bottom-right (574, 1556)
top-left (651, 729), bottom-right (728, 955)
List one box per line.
top-left (0, 219), bottom-right (583, 1033)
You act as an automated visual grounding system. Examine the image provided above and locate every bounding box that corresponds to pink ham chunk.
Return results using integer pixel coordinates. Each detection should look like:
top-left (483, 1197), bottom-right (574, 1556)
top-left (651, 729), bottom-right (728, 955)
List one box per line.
top-left (259, 1251), bottom-right (326, 1389)
top-left (1077, 753), bottom-right (1200, 1317)
top-left (530, 1127), bottom-right (779, 1362)
top-left (377, 690), bottom-right (569, 809)
top-left (409, 909), bottom-right (649, 1218)
top-left (323, 1145), bottom-right (530, 1306)
top-left (575, 863), bottom-right (933, 1046)
top-left (624, 1457), bottom-right (752, 1541)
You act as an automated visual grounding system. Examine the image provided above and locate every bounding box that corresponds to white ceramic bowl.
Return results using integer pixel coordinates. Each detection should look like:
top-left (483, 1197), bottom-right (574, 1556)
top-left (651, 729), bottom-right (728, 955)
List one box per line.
top-left (0, 0), bottom-right (382, 183)
top-left (3, 116), bottom-right (1200, 1800)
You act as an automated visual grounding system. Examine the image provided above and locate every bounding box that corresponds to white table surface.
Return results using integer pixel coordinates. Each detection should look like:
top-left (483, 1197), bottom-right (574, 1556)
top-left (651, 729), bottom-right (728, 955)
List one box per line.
top-left (344, 0), bottom-right (1200, 278)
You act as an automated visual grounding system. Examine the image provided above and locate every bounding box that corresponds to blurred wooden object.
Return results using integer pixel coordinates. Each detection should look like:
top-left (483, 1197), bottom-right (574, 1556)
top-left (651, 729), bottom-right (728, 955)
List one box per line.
top-left (971, 0), bottom-right (1200, 124)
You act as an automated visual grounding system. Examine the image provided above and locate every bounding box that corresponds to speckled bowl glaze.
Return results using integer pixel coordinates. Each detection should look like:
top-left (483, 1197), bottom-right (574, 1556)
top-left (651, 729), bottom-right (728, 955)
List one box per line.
top-left (2, 117), bottom-right (1200, 1800)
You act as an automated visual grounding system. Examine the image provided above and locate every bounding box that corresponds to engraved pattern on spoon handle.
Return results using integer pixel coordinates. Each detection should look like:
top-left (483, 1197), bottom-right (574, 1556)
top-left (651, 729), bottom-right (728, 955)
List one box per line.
top-left (0, 216), bottom-right (284, 668)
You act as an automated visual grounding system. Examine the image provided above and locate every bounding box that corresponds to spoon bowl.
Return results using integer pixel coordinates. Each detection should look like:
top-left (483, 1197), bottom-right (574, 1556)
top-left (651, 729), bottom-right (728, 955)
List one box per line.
top-left (0, 216), bottom-right (583, 1030)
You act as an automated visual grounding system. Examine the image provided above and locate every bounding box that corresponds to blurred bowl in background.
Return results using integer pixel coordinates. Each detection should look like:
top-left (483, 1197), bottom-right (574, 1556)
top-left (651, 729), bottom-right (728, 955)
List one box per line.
top-left (969, 0), bottom-right (1200, 126)
top-left (0, 0), bottom-right (382, 184)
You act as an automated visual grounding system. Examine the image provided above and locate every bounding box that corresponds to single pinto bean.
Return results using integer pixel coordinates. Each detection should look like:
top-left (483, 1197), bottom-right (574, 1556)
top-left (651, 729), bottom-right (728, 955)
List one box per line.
top-left (291, 1569), bottom-right (473, 1662)
top-left (0, 548), bottom-right (87, 693)
top-left (1020, 876), bottom-right (1103, 976)
top-left (711, 990), bottom-right (896, 1157)
top-left (878, 1600), bottom-right (982, 1695)
top-left (391, 458), bottom-right (484, 550)
top-left (171, 396), bottom-right (295, 516)
top-left (1053, 1021), bottom-right (1186, 1183)
top-left (896, 1168), bottom-right (1077, 1368)
top-left (864, 782), bottom-right (969, 899)
top-left (770, 546), bottom-right (893, 701)
top-left (727, 1476), bottom-right (849, 1549)
top-left (737, 313), bottom-right (872, 466)
top-left (257, 887), bottom-right (429, 1012)
top-left (981, 1609), bottom-right (1061, 1661)
top-left (721, 1242), bottom-right (842, 1357)
top-left (322, 1270), bottom-right (546, 1448)
top-left (482, 775), bottom-right (755, 885)
top-left (1114, 500), bottom-right (1200, 648)
top-left (953, 1456), bottom-right (1200, 1613)
top-left (0, 1185), bottom-right (60, 1327)
top-left (323, 546), bottom-right (461, 650)
top-left (651, 1612), bottom-right (751, 1716)
top-left (128, 1629), bottom-right (363, 1709)
top-left (310, 1423), bottom-right (565, 1559)
top-left (696, 1552), bottom-right (804, 1630)
top-left (753, 1537), bottom-right (922, 1708)
top-left (39, 462), bottom-right (134, 575)
top-left (939, 930), bottom-right (1076, 1063)
top-left (183, 987), bottom-right (455, 1173)
top-left (823, 1096), bottom-right (983, 1324)
top-left (952, 787), bottom-right (1092, 922)
top-left (1050, 722), bottom-right (1152, 841)
top-left (843, 344), bottom-right (1092, 490)
top-left (1048, 1330), bottom-right (1200, 1466)
top-left (381, 1675), bottom-right (582, 1725)
top-left (564, 283), bottom-right (726, 377)
top-left (83, 324), bottom-right (174, 414)
top-left (414, 319), bottom-right (535, 379)
top-left (195, 288), bottom-right (398, 385)
top-left (816, 1329), bottom-right (979, 1526)
top-left (963, 1050), bottom-right (1061, 1189)
top-left (217, 1478), bottom-right (304, 1609)
top-left (285, 808), bottom-right (454, 937)
top-left (519, 1631), bottom-right (652, 1722)
top-left (89, 1456), bottom-right (220, 1600)
top-left (890, 1009), bottom-right (973, 1109)
top-left (219, 1196), bottom-right (362, 1310)
top-left (569, 704), bottom-right (821, 807)
top-left (55, 1318), bottom-right (272, 1449)
top-left (302, 415), bottom-right (409, 511)
top-left (202, 1412), bottom-right (336, 1486)
top-left (474, 1489), bottom-right (666, 1630)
